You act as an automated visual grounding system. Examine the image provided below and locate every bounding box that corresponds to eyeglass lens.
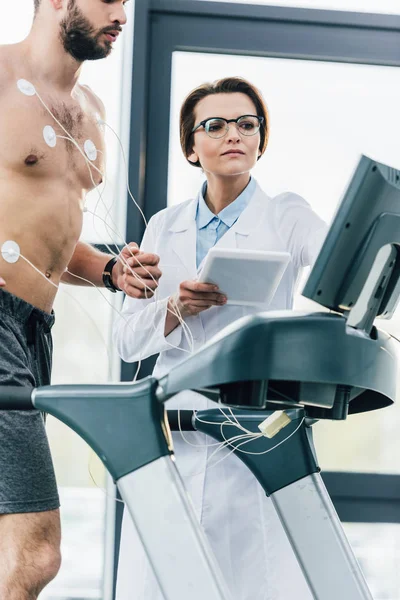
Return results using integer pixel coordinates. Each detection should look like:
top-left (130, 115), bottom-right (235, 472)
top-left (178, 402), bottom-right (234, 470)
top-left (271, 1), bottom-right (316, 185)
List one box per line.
top-left (204, 116), bottom-right (260, 138)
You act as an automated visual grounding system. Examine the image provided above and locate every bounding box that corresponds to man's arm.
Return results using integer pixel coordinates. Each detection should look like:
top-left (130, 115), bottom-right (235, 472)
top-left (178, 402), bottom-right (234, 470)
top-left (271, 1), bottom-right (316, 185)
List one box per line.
top-left (62, 241), bottom-right (115, 287)
top-left (63, 241), bottom-right (162, 299)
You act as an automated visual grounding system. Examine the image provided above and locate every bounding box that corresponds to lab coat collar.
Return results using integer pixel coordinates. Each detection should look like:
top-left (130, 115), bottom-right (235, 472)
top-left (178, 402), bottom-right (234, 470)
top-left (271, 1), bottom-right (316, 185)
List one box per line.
top-left (168, 179), bottom-right (266, 235)
top-left (229, 181), bottom-right (269, 236)
top-left (169, 199), bottom-right (198, 277)
top-left (197, 178), bottom-right (256, 230)
top-left (168, 198), bottom-right (198, 233)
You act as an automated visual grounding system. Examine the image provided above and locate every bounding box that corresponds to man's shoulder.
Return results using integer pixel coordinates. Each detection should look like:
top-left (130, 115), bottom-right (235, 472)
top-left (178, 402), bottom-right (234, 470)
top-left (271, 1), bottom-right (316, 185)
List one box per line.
top-left (79, 84), bottom-right (106, 118)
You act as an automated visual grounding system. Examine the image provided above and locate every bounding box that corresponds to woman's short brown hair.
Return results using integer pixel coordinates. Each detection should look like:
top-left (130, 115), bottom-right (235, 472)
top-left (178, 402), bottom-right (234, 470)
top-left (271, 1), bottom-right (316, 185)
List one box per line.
top-left (180, 77), bottom-right (270, 168)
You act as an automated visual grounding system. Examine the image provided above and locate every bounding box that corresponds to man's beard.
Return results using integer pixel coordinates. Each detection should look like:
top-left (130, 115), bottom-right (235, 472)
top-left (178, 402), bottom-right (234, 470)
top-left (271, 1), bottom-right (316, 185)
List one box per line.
top-left (60, 0), bottom-right (113, 62)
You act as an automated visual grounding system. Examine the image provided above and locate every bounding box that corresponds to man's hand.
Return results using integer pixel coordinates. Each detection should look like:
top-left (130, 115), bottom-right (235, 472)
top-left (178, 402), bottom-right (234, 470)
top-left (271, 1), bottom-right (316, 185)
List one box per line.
top-left (172, 280), bottom-right (227, 318)
top-left (113, 243), bottom-right (162, 299)
top-left (0, 276), bottom-right (6, 287)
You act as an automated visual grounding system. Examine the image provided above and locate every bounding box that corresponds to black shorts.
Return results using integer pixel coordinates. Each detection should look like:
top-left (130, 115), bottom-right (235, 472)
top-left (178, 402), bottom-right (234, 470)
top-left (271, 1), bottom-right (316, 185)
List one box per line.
top-left (0, 289), bottom-right (60, 514)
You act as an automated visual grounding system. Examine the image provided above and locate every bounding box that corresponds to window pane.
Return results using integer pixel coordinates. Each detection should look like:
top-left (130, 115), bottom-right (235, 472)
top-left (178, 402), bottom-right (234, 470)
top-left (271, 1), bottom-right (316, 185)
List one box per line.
top-left (168, 51), bottom-right (400, 474)
top-left (195, 0), bottom-right (400, 15)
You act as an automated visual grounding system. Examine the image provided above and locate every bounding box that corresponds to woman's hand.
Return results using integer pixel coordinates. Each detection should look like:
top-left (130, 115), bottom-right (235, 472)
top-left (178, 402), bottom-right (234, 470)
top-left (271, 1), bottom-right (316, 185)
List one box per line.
top-left (165, 280), bottom-right (227, 337)
top-left (173, 280), bottom-right (227, 317)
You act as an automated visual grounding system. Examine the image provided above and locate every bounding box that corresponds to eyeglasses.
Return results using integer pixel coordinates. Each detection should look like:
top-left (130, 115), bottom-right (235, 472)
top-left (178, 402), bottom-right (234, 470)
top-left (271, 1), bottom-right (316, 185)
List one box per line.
top-left (191, 115), bottom-right (264, 139)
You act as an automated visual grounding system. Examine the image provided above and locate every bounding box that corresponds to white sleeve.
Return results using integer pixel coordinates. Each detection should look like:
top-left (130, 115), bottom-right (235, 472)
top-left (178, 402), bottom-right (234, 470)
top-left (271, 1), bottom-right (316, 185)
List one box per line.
top-left (113, 215), bottom-right (183, 363)
top-left (275, 192), bottom-right (328, 267)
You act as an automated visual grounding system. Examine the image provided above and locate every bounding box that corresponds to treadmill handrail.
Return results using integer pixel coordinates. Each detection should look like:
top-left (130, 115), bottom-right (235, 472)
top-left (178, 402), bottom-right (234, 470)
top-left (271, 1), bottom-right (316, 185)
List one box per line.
top-left (0, 386), bottom-right (35, 410)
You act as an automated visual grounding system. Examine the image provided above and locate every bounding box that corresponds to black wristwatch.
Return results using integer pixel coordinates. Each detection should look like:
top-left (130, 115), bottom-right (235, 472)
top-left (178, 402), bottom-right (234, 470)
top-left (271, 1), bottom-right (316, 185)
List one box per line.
top-left (102, 257), bottom-right (121, 293)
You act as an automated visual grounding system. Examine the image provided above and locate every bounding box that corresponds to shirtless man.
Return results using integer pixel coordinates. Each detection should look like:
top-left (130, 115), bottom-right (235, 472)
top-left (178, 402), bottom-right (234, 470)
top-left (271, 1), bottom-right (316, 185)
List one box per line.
top-left (0, 1), bottom-right (161, 597)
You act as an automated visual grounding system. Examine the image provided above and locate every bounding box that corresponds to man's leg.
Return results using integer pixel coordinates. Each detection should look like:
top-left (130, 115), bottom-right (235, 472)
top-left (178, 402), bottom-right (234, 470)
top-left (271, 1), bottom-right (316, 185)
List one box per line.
top-left (0, 509), bottom-right (61, 600)
top-left (0, 294), bottom-right (61, 598)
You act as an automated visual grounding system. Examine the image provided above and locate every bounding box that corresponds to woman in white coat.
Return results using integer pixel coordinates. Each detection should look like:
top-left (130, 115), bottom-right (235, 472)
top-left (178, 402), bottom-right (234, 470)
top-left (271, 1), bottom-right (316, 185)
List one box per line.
top-left (114, 77), bottom-right (327, 600)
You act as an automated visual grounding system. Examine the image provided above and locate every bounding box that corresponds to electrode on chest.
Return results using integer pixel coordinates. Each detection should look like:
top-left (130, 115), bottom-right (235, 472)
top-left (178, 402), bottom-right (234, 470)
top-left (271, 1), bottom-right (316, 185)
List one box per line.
top-left (1, 241), bottom-right (21, 264)
top-left (84, 139), bottom-right (98, 161)
top-left (43, 126), bottom-right (57, 148)
top-left (17, 79), bottom-right (36, 97)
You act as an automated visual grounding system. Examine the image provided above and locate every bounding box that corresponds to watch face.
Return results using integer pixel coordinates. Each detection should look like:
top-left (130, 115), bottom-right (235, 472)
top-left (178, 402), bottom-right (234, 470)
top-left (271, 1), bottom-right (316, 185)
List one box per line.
top-left (103, 272), bottom-right (116, 292)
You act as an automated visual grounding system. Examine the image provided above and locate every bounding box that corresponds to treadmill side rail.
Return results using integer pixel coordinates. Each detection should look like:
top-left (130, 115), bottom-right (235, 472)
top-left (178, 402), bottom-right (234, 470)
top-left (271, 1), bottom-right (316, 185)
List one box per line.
top-left (118, 456), bottom-right (232, 600)
top-left (272, 473), bottom-right (373, 600)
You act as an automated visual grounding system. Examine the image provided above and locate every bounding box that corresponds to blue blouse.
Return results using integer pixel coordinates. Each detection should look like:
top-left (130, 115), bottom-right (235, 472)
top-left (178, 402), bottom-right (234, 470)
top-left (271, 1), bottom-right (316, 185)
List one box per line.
top-left (195, 178), bottom-right (256, 268)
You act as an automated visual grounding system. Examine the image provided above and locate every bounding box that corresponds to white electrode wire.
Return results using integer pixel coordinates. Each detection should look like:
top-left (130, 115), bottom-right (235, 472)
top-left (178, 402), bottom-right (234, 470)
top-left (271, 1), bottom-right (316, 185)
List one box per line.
top-left (78, 124), bottom-right (195, 359)
top-left (217, 406), bottom-right (254, 435)
top-left (227, 406), bottom-right (242, 428)
top-left (56, 136), bottom-right (120, 246)
top-left (56, 124), bottom-right (196, 361)
top-left (176, 409), bottom-right (233, 448)
top-left (64, 267), bottom-right (157, 381)
top-left (36, 84), bottom-right (136, 259)
top-left (36, 97), bottom-right (149, 287)
top-left (76, 115), bottom-right (195, 357)
top-left (19, 188), bottom-right (195, 382)
top-left (219, 417), bottom-right (306, 458)
top-left (186, 417), bottom-right (306, 479)
top-left (17, 254), bottom-right (114, 378)
top-left (56, 135), bottom-right (124, 247)
top-left (79, 207), bottom-right (196, 367)
top-left (33, 83), bottom-right (197, 360)
top-left (75, 139), bottom-right (196, 361)
top-left (20, 131), bottom-right (192, 489)
top-left (35, 91), bottom-right (104, 180)
top-left (36, 90), bottom-right (144, 272)
top-left (27, 84), bottom-right (198, 491)
top-left (176, 402), bottom-right (261, 449)
top-left (99, 119), bottom-right (148, 227)
top-left (10, 81), bottom-right (194, 502)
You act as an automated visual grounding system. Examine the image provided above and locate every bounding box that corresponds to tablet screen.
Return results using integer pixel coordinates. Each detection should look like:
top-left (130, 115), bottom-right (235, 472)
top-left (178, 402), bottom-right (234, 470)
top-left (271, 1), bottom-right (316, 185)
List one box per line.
top-left (198, 248), bottom-right (290, 307)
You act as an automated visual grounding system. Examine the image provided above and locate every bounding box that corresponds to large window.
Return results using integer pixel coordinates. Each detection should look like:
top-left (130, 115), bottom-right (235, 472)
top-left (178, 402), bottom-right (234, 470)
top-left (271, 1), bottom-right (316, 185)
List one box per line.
top-left (168, 51), bottom-right (400, 478)
top-left (166, 46), bottom-right (400, 600)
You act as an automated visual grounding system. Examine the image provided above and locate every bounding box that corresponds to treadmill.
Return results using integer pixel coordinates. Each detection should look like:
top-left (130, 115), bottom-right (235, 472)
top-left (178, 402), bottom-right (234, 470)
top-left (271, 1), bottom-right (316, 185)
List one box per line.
top-left (1, 155), bottom-right (400, 599)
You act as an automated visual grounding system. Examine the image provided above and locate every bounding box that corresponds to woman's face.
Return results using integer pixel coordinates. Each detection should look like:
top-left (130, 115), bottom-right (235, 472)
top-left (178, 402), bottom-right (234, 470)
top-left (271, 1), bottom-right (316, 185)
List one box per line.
top-left (188, 92), bottom-right (262, 177)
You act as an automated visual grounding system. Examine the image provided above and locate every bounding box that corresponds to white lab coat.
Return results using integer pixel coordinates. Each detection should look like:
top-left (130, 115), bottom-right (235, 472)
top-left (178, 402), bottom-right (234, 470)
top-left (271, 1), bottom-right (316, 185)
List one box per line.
top-left (114, 182), bottom-right (327, 600)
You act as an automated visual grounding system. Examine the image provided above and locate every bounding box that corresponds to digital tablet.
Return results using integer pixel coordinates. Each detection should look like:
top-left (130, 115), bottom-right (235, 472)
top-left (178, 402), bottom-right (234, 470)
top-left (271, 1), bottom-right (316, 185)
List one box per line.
top-left (198, 247), bottom-right (291, 307)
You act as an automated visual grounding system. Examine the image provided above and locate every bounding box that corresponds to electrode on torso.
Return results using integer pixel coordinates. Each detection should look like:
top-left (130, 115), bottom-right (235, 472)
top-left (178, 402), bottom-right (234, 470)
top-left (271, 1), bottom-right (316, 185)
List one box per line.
top-left (0, 72), bottom-right (106, 310)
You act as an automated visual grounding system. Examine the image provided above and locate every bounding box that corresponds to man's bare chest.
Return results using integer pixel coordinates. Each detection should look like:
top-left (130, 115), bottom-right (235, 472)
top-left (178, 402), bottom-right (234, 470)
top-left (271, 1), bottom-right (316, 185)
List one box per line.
top-left (0, 84), bottom-right (104, 188)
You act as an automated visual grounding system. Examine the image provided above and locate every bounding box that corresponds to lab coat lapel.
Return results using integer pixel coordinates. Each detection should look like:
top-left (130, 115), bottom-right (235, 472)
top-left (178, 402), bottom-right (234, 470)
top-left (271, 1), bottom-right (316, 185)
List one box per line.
top-left (169, 199), bottom-right (198, 279)
top-left (215, 183), bottom-right (268, 250)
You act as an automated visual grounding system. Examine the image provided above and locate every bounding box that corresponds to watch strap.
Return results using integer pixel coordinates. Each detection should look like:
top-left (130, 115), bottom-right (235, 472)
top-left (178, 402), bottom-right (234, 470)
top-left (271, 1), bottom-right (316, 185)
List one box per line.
top-left (102, 257), bottom-right (121, 293)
